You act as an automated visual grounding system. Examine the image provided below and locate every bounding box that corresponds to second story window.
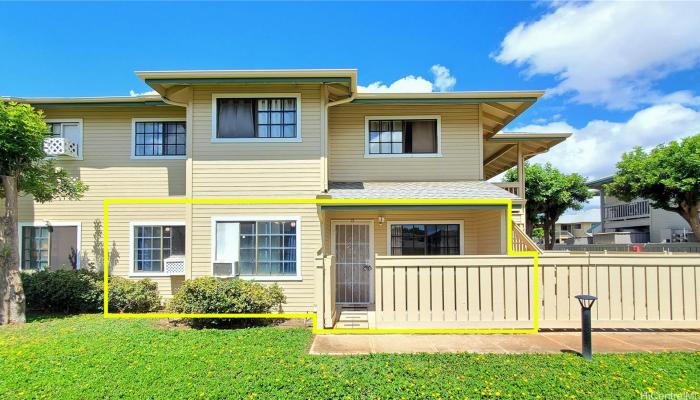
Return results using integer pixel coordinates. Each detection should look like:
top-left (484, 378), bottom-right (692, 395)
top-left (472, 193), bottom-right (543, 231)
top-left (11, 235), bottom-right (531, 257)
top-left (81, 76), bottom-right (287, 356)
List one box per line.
top-left (133, 120), bottom-right (186, 158)
top-left (44, 119), bottom-right (83, 159)
top-left (366, 117), bottom-right (440, 157)
top-left (213, 94), bottom-right (300, 141)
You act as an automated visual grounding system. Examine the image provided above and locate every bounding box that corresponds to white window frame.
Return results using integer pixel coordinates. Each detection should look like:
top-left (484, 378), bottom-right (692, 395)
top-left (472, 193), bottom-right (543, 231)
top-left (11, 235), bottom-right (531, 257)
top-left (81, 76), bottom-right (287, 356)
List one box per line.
top-left (129, 221), bottom-right (186, 277)
top-left (210, 216), bottom-right (303, 281)
top-left (385, 219), bottom-right (464, 256)
top-left (17, 221), bottom-right (82, 270)
top-left (364, 115), bottom-right (442, 159)
top-left (45, 118), bottom-right (84, 160)
top-left (131, 118), bottom-right (187, 160)
top-left (211, 93), bottom-right (302, 143)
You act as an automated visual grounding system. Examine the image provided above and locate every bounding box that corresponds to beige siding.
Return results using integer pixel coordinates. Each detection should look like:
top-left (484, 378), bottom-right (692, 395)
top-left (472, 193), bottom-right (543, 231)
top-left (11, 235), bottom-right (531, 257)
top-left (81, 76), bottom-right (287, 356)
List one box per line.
top-left (17, 106), bottom-right (187, 296)
top-left (323, 209), bottom-right (506, 257)
top-left (190, 85), bottom-right (323, 197)
top-left (190, 204), bottom-right (321, 313)
top-left (328, 103), bottom-right (481, 182)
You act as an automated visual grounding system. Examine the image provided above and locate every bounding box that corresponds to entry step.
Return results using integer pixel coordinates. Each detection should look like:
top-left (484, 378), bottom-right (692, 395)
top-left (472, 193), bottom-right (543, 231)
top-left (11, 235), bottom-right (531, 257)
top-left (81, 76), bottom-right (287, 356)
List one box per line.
top-left (335, 308), bottom-right (369, 329)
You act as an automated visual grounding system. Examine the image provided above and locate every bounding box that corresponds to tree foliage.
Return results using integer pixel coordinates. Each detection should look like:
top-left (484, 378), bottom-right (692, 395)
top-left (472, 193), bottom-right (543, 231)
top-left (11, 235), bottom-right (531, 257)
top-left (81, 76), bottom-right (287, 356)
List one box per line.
top-left (505, 163), bottom-right (592, 249)
top-left (606, 134), bottom-right (700, 241)
top-left (0, 102), bottom-right (88, 325)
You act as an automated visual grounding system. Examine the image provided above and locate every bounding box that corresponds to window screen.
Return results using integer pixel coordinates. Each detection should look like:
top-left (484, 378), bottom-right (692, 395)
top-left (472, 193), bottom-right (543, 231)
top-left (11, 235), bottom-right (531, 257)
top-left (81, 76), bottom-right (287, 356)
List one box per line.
top-left (134, 225), bottom-right (185, 272)
top-left (134, 122), bottom-right (186, 156)
top-left (368, 119), bottom-right (437, 155)
top-left (216, 97), bottom-right (297, 139)
top-left (390, 224), bottom-right (460, 255)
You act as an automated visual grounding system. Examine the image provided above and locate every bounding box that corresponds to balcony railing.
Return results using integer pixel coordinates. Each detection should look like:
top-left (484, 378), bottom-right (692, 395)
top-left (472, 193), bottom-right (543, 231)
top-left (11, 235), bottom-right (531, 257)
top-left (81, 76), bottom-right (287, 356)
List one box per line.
top-left (494, 182), bottom-right (521, 198)
top-left (44, 137), bottom-right (79, 158)
top-left (604, 200), bottom-right (650, 220)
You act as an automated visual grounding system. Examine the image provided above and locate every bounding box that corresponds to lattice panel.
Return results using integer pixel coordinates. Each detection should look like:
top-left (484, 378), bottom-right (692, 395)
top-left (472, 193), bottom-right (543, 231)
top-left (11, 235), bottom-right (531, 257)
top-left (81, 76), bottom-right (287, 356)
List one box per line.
top-left (44, 138), bottom-right (79, 158)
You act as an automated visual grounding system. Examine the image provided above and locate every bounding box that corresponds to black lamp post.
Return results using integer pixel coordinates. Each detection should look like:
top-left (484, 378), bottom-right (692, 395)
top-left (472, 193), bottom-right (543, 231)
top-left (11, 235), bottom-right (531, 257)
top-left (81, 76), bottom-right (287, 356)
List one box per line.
top-left (574, 294), bottom-right (597, 361)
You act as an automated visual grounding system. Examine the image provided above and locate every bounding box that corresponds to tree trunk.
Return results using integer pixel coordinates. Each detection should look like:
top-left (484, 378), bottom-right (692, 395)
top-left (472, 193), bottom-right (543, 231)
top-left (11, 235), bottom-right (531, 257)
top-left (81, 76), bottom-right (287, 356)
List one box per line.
top-left (543, 216), bottom-right (556, 251)
top-left (682, 201), bottom-right (700, 243)
top-left (0, 175), bottom-right (26, 325)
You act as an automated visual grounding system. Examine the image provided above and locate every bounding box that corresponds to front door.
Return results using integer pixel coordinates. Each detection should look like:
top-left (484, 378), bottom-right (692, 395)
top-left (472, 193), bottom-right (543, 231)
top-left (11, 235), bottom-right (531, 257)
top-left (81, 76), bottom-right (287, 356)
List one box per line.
top-left (333, 222), bottom-right (373, 305)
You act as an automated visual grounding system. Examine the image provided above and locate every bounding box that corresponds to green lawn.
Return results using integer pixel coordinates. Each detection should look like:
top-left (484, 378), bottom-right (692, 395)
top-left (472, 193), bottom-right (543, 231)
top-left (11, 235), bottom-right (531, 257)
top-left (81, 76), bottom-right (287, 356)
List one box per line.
top-left (0, 315), bottom-right (698, 399)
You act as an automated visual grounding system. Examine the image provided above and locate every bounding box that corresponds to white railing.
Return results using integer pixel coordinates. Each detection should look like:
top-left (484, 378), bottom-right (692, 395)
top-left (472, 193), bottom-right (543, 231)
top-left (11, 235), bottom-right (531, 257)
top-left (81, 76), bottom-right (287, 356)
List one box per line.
top-left (44, 137), bottom-right (79, 158)
top-left (163, 255), bottom-right (185, 275)
top-left (604, 200), bottom-right (650, 220)
top-left (494, 182), bottom-right (521, 198)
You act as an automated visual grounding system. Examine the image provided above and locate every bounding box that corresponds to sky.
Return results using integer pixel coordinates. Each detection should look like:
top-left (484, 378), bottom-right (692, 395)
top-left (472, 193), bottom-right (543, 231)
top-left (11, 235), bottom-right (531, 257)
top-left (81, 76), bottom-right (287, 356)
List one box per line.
top-left (2, 1), bottom-right (700, 221)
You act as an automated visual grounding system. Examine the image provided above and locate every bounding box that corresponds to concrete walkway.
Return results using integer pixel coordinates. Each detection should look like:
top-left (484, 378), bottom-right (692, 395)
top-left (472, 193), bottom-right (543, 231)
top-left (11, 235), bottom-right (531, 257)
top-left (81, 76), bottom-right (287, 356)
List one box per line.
top-left (309, 332), bottom-right (700, 355)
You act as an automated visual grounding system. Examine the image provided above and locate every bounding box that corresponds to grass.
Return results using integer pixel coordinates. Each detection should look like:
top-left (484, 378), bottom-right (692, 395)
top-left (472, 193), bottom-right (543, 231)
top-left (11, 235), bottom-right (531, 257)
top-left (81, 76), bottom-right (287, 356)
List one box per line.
top-left (0, 315), bottom-right (698, 399)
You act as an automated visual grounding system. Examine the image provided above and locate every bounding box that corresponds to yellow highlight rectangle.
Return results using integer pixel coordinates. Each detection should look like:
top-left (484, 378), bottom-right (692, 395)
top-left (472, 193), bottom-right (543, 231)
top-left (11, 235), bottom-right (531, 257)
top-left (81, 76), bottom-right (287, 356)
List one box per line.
top-left (103, 197), bottom-right (539, 334)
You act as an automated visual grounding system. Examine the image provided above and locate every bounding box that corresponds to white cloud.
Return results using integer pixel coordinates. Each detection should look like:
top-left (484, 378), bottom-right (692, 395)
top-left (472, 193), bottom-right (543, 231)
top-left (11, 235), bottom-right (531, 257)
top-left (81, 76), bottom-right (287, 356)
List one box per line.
top-left (129, 89), bottom-right (158, 96)
top-left (358, 64), bottom-right (456, 93)
top-left (430, 64), bottom-right (456, 92)
top-left (520, 103), bottom-right (700, 179)
top-left (494, 1), bottom-right (700, 109)
top-left (557, 206), bottom-right (601, 224)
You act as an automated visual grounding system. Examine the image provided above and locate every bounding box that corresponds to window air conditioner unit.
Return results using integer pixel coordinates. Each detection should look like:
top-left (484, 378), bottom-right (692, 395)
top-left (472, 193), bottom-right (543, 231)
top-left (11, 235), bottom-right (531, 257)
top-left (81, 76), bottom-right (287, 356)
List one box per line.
top-left (213, 262), bottom-right (236, 277)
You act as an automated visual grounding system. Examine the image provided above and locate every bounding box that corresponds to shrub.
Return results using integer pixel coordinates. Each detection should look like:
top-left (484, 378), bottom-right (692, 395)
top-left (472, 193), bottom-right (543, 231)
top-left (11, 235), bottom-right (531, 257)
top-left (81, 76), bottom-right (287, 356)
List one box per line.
top-left (22, 270), bottom-right (102, 314)
top-left (168, 277), bottom-right (286, 328)
top-left (108, 277), bottom-right (161, 313)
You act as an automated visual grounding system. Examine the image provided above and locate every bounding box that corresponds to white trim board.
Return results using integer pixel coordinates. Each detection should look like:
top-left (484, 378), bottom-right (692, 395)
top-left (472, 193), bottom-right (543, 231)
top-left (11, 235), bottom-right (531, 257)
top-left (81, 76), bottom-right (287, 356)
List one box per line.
top-left (385, 219), bottom-right (465, 256)
top-left (131, 118), bottom-right (188, 160)
top-left (17, 221), bottom-right (82, 270)
top-left (210, 216), bottom-right (303, 281)
top-left (364, 115), bottom-right (442, 159)
top-left (128, 220), bottom-right (186, 277)
top-left (210, 93), bottom-right (302, 143)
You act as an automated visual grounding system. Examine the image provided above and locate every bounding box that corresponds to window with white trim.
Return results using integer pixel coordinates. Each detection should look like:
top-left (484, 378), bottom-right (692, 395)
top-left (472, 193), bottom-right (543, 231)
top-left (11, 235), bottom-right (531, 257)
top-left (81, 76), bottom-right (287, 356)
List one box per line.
top-left (390, 223), bottom-right (460, 255)
top-left (134, 121), bottom-right (186, 157)
top-left (133, 225), bottom-right (185, 272)
top-left (47, 121), bottom-right (80, 139)
top-left (215, 97), bottom-right (298, 139)
top-left (368, 119), bottom-right (438, 155)
top-left (21, 225), bottom-right (79, 270)
top-left (214, 220), bottom-right (298, 277)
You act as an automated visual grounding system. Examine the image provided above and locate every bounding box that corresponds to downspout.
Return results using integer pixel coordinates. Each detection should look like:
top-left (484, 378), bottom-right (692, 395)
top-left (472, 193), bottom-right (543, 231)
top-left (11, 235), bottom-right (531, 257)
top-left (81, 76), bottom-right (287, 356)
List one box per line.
top-left (160, 92), bottom-right (194, 280)
top-left (323, 90), bottom-right (356, 192)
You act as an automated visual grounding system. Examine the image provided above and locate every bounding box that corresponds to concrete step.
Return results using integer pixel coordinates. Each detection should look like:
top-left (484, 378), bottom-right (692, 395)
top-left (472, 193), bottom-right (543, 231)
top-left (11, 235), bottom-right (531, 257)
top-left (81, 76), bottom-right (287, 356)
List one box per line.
top-left (334, 321), bottom-right (369, 329)
top-left (338, 312), bottom-right (368, 322)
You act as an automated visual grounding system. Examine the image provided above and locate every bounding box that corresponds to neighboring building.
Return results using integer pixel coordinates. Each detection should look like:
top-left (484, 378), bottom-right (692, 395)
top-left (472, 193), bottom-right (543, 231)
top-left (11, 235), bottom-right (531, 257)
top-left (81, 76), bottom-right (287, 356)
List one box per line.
top-left (554, 215), bottom-right (601, 244)
top-left (588, 176), bottom-right (694, 243)
top-left (3, 68), bottom-right (570, 327)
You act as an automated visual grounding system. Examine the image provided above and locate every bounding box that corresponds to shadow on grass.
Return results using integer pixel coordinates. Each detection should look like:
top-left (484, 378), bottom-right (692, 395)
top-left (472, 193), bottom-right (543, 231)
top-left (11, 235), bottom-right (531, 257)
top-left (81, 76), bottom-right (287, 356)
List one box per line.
top-left (26, 312), bottom-right (99, 323)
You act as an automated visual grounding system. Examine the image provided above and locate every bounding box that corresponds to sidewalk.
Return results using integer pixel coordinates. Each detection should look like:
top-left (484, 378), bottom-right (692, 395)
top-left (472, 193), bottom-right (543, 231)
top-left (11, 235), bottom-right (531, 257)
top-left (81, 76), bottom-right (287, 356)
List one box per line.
top-left (309, 331), bottom-right (700, 355)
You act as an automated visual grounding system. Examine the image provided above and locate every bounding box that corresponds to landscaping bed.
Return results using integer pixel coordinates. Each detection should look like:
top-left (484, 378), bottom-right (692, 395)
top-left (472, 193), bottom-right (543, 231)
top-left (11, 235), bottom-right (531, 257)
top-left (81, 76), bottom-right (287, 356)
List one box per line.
top-left (0, 315), bottom-right (698, 399)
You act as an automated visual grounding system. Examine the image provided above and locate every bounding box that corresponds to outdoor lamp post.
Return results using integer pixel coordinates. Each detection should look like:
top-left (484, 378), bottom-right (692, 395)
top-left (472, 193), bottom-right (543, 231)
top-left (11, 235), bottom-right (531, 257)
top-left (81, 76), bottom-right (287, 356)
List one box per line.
top-left (574, 294), bottom-right (598, 361)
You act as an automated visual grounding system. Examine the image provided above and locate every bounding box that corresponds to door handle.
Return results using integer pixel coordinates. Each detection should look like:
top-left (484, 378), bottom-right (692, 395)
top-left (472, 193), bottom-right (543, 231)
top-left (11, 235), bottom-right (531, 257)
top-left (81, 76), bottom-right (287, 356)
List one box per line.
top-left (362, 265), bottom-right (373, 271)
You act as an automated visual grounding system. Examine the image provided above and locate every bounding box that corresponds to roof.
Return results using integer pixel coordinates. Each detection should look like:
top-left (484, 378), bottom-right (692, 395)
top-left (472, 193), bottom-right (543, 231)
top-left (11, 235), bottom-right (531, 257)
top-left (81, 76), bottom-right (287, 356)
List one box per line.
top-left (556, 215), bottom-right (600, 224)
top-left (587, 176), bottom-right (613, 189)
top-left (327, 181), bottom-right (519, 200)
top-left (483, 132), bottom-right (572, 179)
top-left (137, 69), bottom-right (358, 101)
top-left (1, 95), bottom-right (167, 107)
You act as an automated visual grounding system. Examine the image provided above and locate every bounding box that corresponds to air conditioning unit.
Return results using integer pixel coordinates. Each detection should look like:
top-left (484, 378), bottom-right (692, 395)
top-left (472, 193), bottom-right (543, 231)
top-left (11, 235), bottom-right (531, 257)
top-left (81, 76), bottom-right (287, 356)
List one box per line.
top-left (213, 262), bottom-right (235, 277)
top-left (163, 255), bottom-right (185, 275)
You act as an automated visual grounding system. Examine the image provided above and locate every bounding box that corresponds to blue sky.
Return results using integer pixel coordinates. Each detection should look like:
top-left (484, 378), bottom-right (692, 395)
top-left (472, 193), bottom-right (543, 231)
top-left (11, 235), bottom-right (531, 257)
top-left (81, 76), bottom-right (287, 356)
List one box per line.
top-left (2, 1), bottom-right (700, 220)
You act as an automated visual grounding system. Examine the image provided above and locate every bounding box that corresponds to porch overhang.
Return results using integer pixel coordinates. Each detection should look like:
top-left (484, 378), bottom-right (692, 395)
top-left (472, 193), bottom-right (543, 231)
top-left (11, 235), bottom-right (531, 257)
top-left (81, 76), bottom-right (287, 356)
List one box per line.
top-left (484, 132), bottom-right (571, 179)
top-left (325, 181), bottom-right (519, 201)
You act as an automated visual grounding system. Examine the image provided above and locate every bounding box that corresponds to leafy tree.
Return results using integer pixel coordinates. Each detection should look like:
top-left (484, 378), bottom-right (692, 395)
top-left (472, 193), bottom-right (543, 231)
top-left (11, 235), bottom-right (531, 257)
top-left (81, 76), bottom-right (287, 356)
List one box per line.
top-left (0, 102), bottom-right (87, 324)
top-left (505, 163), bottom-right (592, 249)
top-left (532, 227), bottom-right (544, 241)
top-left (606, 134), bottom-right (700, 242)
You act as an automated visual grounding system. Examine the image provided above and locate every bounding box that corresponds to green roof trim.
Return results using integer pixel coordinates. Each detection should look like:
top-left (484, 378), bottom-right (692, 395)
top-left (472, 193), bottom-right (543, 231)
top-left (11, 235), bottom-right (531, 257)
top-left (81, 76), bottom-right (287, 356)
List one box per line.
top-left (31, 101), bottom-right (170, 108)
top-left (145, 77), bottom-right (352, 85)
top-left (351, 97), bottom-right (538, 105)
top-left (587, 176), bottom-right (613, 188)
top-left (320, 204), bottom-right (508, 211)
top-left (489, 135), bottom-right (568, 142)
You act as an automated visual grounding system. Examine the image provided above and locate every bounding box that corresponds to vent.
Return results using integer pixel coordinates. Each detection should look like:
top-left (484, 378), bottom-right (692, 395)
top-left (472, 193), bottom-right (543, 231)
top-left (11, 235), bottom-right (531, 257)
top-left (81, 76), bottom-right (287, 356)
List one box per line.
top-left (213, 262), bottom-right (234, 277)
